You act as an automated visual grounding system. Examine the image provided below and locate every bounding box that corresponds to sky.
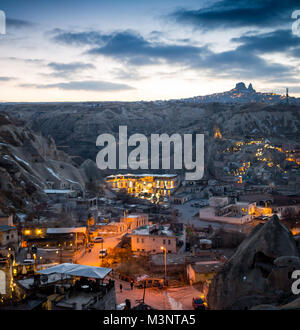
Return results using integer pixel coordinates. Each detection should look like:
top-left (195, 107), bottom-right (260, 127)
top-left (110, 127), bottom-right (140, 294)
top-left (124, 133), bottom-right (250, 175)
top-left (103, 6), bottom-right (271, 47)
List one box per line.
top-left (0, 0), bottom-right (300, 102)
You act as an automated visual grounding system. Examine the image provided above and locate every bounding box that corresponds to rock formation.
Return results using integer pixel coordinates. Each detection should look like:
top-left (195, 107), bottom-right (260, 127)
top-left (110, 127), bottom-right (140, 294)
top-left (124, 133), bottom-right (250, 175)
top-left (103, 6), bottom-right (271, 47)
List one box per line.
top-left (234, 82), bottom-right (248, 92)
top-left (1, 101), bottom-right (299, 164)
top-left (0, 113), bottom-right (101, 215)
top-left (207, 215), bottom-right (300, 309)
top-left (248, 83), bottom-right (255, 92)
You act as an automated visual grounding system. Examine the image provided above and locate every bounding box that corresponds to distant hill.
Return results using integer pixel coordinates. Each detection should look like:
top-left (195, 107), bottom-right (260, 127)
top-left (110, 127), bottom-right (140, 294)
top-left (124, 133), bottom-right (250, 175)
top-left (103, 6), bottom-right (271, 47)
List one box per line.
top-left (180, 82), bottom-right (298, 105)
top-left (1, 101), bottom-right (299, 164)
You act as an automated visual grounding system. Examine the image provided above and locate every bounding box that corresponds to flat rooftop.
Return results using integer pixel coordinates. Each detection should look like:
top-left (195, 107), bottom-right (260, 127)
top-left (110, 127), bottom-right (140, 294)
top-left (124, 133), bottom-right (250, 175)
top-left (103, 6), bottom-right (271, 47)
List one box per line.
top-left (46, 227), bottom-right (87, 234)
top-left (192, 260), bottom-right (223, 274)
top-left (132, 225), bottom-right (175, 237)
top-left (106, 173), bottom-right (177, 179)
top-left (44, 189), bottom-right (72, 194)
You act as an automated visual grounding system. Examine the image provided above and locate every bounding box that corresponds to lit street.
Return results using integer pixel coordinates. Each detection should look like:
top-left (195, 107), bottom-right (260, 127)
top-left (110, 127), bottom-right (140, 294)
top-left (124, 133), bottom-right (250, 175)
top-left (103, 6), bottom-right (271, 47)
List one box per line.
top-left (115, 279), bottom-right (203, 310)
top-left (76, 232), bottom-right (203, 310)
top-left (77, 233), bottom-right (125, 266)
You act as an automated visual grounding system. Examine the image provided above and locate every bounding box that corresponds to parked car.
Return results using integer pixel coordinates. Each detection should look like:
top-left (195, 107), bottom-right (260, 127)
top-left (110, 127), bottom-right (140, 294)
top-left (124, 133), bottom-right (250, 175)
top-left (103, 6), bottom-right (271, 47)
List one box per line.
top-left (93, 236), bottom-right (104, 243)
top-left (261, 216), bottom-right (269, 221)
top-left (22, 259), bottom-right (35, 265)
top-left (116, 303), bottom-right (126, 310)
top-left (192, 297), bottom-right (207, 310)
top-left (99, 249), bottom-right (107, 258)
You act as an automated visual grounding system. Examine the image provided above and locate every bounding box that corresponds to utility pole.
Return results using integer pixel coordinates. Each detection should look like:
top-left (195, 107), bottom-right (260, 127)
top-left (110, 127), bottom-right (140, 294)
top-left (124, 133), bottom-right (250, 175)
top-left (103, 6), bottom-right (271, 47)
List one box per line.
top-left (160, 246), bottom-right (167, 283)
top-left (142, 281), bottom-right (146, 304)
top-left (74, 232), bottom-right (77, 264)
top-left (101, 239), bottom-right (104, 265)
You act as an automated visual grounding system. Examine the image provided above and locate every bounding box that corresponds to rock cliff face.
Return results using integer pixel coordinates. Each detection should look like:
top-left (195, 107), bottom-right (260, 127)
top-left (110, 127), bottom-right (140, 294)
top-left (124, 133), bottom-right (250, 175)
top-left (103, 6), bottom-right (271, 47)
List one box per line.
top-left (79, 159), bottom-right (104, 188)
top-left (207, 215), bottom-right (300, 310)
top-left (0, 113), bottom-right (100, 215)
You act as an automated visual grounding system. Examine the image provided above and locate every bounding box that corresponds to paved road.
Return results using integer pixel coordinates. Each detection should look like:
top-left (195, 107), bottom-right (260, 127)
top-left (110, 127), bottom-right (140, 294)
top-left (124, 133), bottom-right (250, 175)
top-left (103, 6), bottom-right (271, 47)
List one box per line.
top-left (115, 278), bottom-right (202, 310)
top-left (78, 233), bottom-right (125, 266)
top-left (174, 200), bottom-right (252, 233)
top-left (77, 233), bottom-right (203, 310)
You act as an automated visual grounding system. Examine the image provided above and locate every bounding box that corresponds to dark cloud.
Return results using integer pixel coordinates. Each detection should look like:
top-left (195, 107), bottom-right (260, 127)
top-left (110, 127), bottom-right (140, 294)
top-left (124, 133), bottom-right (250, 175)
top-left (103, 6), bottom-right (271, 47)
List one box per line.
top-left (52, 29), bottom-right (208, 66)
top-left (50, 27), bottom-right (298, 82)
top-left (7, 57), bottom-right (45, 64)
top-left (89, 31), bottom-right (207, 65)
top-left (196, 48), bottom-right (295, 79)
top-left (291, 47), bottom-right (300, 57)
top-left (47, 62), bottom-right (95, 77)
top-left (170, 0), bottom-right (300, 30)
top-left (0, 76), bottom-right (14, 81)
top-left (51, 29), bottom-right (108, 46)
top-left (233, 29), bottom-right (300, 54)
top-left (111, 68), bottom-right (145, 81)
top-left (6, 18), bottom-right (35, 29)
top-left (20, 80), bottom-right (134, 92)
top-left (188, 28), bottom-right (299, 79)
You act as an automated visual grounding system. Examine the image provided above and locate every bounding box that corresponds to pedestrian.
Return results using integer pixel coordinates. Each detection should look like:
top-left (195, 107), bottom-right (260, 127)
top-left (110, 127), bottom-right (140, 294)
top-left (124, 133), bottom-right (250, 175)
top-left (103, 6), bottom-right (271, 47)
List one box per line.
top-left (130, 280), bottom-right (134, 290)
top-left (120, 283), bottom-right (123, 293)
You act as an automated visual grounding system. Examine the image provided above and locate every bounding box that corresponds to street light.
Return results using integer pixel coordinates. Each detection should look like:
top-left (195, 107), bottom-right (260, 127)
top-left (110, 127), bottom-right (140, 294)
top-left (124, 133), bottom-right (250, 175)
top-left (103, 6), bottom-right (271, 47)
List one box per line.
top-left (101, 239), bottom-right (104, 266)
top-left (160, 246), bottom-right (167, 283)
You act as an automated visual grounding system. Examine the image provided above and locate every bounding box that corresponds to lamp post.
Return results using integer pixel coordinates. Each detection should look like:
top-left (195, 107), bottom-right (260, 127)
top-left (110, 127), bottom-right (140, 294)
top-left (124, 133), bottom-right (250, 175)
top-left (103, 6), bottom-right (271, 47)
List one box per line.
top-left (101, 239), bottom-right (104, 265)
top-left (160, 246), bottom-right (167, 283)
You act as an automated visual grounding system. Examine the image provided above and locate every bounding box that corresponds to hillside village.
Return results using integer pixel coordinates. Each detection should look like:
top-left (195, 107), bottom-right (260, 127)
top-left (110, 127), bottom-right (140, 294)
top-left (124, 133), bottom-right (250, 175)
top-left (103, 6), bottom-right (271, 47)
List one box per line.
top-left (0, 83), bottom-right (300, 310)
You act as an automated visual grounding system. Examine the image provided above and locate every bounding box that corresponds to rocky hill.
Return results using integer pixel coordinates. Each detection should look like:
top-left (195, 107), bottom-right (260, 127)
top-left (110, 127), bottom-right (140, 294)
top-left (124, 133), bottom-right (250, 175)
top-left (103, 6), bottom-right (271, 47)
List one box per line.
top-left (1, 100), bottom-right (299, 165)
top-left (0, 113), bottom-right (100, 215)
top-left (207, 215), bottom-right (300, 310)
top-left (182, 82), bottom-right (296, 104)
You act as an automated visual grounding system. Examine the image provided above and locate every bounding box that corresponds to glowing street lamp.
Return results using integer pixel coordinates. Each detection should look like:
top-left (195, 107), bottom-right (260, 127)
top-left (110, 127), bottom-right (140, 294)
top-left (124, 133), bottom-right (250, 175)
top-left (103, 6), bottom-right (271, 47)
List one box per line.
top-left (160, 246), bottom-right (167, 282)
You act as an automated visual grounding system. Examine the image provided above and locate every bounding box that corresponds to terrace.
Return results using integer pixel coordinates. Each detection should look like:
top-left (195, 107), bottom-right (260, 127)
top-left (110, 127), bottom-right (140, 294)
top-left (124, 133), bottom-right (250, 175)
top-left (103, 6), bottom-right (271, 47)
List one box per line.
top-left (19, 263), bottom-right (116, 310)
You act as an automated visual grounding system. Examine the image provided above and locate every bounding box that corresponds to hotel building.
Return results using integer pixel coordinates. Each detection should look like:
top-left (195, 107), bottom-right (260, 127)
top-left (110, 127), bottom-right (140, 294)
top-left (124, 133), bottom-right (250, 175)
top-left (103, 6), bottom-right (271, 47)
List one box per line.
top-left (105, 174), bottom-right (178, 198)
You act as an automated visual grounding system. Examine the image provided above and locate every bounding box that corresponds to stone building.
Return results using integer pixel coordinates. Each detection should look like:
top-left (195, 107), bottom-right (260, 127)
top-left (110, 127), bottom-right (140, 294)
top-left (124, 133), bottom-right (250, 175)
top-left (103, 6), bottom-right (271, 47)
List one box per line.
top-left (120, 214), bottom-right (148, 232)
top-left (131, 225), bottom-right (178, 254)
top-left (0, 225), bottom-right (18, 250)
